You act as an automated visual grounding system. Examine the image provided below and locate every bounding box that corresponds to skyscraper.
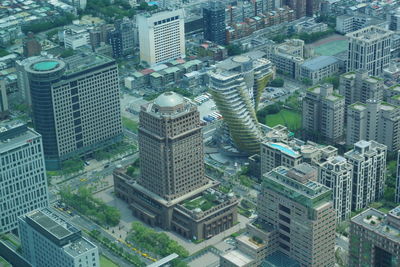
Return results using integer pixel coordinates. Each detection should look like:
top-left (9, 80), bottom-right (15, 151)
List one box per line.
top-left (209, 51), bottom-right (275, 155)
top-left (114, 92), bottom-right (238, 239)
top-left (26, 54), bottom-right (123, 170)
top-left (285, 0), bottom-right (306, 19)
top-left (137, 9), bottom-right (185, 65)
top-left (203, 1), bottom-right (226, 45)
top-left (302, 83), bottom-right (345, 143)
top-left (347, 100), bottom-right (400, 152)
top-left (138, 92), bottom-right (208, 200)
top-left (258, 164), bottom-right (336, 266)
top-left (346, 26), bottom-right (393, 76)
top-left (0, 121), bottom-right (49, 234)
top-left (349, 206), bottom-right (400, 266)
top-left (0, 79), bottom-right (8, 119)
top-left (19, 208), bottom-right (99, 267)
top-left (345, 140), bottom-right (387, 211)
top-left (319, 156), bottom-right (353, 222)
top-left (109, 18), bottom-right (135, 58)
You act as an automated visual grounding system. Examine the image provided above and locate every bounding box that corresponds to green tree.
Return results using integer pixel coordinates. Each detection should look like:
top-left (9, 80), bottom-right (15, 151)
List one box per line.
top-left (269, 78), bottom-right (284, 87)
top-left (226, 44), bottom-right (244, 56)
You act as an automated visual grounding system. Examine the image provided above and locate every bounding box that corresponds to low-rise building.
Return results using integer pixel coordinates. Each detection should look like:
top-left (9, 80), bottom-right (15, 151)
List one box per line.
top-left (300, 56), bottom-right (340, 85)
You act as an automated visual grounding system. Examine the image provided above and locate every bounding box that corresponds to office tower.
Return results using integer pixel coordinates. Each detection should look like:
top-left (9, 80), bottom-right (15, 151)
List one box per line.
top-left (138, 91), bottom-right (208, 200)
top-left (346, 26), bottom-right (393, 76)
top-left (345, 140), bottom-right (387, 211)
top-left (209, 52), bottom-right (275, 155)
top-left (347, 100), bottom-right (400, 152)
top-left (16, 56), bottom-right (45, 106)
top-left (19, 208), bottom-right (99, 267)
top-left (203, 1), bottom-right (226, 45)
top-left (258, 164), bottom-right (336, 266)
top-left (26, 55), bottom-right (123, 170)
top-left (0, 79), bottom-right (8, 119)
top-left (339, 70), bottom-right (384, 109)
top-left (0, 122), bottom-right (49, 234)
top-left (114, 92), bottom-right (238, 239)
top-left (109, 18), bottom-right (135, 58)
top-left (349, 206), bottom-right (400, 266)
top-left (319, 156), bottom-right (353, 222)
top-left (285, 0), bottom-right (306, 19)
top-left (137, 9), bottom-right (185, 65)
top-left (396, 151), bottom-right (400, 203)
top-left (302, 83), bottom-right (345, 143)
top-left (23, 32), bottom-right (41, 58)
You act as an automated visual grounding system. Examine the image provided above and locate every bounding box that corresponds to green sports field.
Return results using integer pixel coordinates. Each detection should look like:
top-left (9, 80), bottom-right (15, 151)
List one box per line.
top-left (264, 109), bottom-right (302, 131)
top-left (314, 39), bottom-right (348, 56)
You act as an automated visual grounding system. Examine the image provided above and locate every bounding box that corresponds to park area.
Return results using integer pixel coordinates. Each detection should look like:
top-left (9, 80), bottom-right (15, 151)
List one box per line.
top-left (309, 34), bottom-right (348, 56)
top-left (100, 255), bottom-right (119, 267)
top-left (264, 109), bottom-right (302, 131)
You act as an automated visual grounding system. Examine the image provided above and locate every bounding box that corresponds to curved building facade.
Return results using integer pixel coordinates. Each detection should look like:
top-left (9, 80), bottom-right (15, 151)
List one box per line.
top-left (26, 59), bottom-right (66, 167)
top-left (26, 54), bottom-right (123, 170)
top-left (209, 52), bottom-right (274, 155)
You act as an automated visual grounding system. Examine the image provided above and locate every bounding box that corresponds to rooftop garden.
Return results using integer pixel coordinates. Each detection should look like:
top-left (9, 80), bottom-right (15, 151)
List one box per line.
top-left (183, 193), bottom-right (219, 212)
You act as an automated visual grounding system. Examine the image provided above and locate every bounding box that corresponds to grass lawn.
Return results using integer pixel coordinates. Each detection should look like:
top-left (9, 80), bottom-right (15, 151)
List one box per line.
top-left (100, 255), bottom-right (119, 267)
top-left (122, 117), bottom-right (138, 133)
top-left (264, 109), bottom-right (301, 131)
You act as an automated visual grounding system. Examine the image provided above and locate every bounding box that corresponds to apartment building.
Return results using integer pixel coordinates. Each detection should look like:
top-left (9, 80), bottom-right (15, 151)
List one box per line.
top-left (302, 83), bottom-right (345, 143)
top-left (319, 156), bottom-right (353, 222)
top-left (345, 140), bottom-right (387, 211)
top-left (346, 100), bottom-right (400, 152)
top-left (300, 56), bottom-right (340, 85)
top-left (347, 26), bottom-right (393, 76)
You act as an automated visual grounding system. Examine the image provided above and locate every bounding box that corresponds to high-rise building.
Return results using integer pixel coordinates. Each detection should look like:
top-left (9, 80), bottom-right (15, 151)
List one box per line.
top-left (346, 26), bottom-right (393, 76)
top-left (209, 51), bottom-right (275, 155)
top-left (302, 83), bottom-right (345, 143)
top-left (19, 208), bottom-right (99, 267)
top-left (285, 0), bottom-right (306, 19)
top-left (138, 92), bottom-right (208, 200)
top-left (306, 0), bottom-right (320, 17)
top-left (258, 164), bottom-right (336, 266)
top-left (389, 9), bottom-right (400, 32)
top-left (0, 121), bottom-right (49, 234)
top-left (109, 18), bottom-right (135, 58)
top-left (203, 1), bottom-right (226, 45)
top-left (0, 79), bottom-right (8, 119)
top-left (260, 139), bottom-right (338, 176)
top-left (339, 70), bottom-right (384, 110)
top-left (347, 100), bottom-right (400, 152)
top-left (319, 156), bottom-right (353, 222)
top-left (349, 206), bottom-right (400, 266)
top-left (26, 54), bottom-right (123, 170)
top-left (114, 92), bottom-right (238, 240)
top-left (345, 140), bottom-right (387, 211)
top-left (137, 9), bottom-right (185, 65)
top-left (23, 32), bottom-right (41, 58)
top-left (396, 151), bottom-right (400, 203)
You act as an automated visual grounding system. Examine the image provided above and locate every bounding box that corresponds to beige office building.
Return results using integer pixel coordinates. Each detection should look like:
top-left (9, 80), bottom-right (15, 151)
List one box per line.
top-left (114, 92), bottom-right (238, 240)
top-left (347, 100), bottom-right (400, 152)
top-left (137, 9), bottom-right (185, 65)
top-left (302, 83), bottom-right (345, 143)
top-left (258, 164), bottom-right (336, 267)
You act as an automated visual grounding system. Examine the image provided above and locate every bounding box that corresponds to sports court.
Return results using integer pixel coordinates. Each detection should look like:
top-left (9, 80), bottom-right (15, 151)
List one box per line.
top-left (310, 34), bottom-right (348, 56)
